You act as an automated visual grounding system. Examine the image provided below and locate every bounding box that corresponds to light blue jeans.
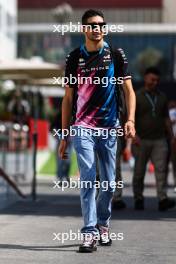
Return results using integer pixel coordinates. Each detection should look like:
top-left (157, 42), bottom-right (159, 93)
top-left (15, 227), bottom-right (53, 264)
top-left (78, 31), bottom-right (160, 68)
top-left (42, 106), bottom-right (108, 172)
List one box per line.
top-left (72, 126), bottom-right (118, 234)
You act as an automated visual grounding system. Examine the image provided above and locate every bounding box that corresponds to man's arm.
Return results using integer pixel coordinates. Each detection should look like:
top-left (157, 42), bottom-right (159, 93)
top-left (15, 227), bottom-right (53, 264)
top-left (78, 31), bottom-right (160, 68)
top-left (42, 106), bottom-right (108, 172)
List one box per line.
top-left (59, 86), bottom-right (74, 159)
top-left (123, 79), bottom-right (136, 138)
top-left (62, 85), bottom-right (74, 130)
top-left (115, 48), bottom-right (136, 138)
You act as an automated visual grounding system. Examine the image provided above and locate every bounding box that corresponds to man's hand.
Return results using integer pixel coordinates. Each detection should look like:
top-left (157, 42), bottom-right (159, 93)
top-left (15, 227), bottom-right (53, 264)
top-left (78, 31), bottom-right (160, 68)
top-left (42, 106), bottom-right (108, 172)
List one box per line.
top-left (58, 85), bottom-right (73, 160)
top-left (58, 139), bottom-right (68, 160)
top-left (124, 120), bottom-right (136, 139)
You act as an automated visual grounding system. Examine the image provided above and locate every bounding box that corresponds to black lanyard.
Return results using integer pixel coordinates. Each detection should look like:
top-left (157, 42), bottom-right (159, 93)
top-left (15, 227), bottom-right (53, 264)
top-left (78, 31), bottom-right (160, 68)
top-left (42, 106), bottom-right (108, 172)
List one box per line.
top-left (145, 92), bottom-right (157, 117)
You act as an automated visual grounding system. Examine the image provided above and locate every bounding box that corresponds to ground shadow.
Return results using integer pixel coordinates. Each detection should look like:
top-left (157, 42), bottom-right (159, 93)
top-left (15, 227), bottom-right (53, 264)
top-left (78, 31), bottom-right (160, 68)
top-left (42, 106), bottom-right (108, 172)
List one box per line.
top-left (0, 243), bottom-right (80, 252)
top-left (0, 192), bottom-right (175, 221)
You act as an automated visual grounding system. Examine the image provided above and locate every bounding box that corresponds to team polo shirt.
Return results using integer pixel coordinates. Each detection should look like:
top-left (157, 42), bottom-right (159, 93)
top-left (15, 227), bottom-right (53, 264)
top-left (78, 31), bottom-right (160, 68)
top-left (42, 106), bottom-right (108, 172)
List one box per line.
top-left (65, 42), bottom-right (131, 128)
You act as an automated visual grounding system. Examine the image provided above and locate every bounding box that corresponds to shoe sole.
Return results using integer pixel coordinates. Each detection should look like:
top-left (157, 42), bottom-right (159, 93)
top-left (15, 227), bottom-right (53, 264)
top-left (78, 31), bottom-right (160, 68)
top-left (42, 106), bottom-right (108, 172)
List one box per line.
top-left (159, 201), bottom-right (175, 211)
top-left (159, 205), bottom-right (175, 211)
top-left (99, 242), bottom-right (112, 246)
top-left (79, 246), bottom-right (97, 253)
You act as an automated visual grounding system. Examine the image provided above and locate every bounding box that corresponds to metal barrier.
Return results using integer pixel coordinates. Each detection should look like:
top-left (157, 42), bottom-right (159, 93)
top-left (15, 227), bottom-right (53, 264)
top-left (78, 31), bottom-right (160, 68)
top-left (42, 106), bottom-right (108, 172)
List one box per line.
top-left (0, 122), bottom-right (30, 199)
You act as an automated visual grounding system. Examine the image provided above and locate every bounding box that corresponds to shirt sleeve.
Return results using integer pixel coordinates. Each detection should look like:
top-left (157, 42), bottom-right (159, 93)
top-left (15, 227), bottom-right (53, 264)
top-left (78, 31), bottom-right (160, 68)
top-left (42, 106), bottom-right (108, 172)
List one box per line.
top-left (117, 48), bottom-right (132, 80)
top-left (64, 52), bottom-right (78, 89)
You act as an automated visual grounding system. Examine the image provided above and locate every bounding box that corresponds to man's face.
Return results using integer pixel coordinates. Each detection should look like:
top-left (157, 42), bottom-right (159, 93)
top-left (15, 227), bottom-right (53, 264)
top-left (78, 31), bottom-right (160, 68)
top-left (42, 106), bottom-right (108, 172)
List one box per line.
top-left (83, 16), bottom-right (105, 42)
top-left (144, 73), bottom-right (159, 91)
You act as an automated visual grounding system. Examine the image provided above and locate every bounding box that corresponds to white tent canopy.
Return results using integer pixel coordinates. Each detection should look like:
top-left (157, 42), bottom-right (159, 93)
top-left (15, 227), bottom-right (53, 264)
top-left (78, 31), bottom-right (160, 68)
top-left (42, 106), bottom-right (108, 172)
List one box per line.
top-left (0, 58), bottom-right (63, 79)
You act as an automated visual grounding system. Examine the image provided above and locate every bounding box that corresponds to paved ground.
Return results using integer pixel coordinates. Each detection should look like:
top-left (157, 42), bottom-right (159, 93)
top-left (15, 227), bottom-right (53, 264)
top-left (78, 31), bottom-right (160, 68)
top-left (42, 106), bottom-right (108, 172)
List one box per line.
top-left (0, 171), bottom-right (175, 264)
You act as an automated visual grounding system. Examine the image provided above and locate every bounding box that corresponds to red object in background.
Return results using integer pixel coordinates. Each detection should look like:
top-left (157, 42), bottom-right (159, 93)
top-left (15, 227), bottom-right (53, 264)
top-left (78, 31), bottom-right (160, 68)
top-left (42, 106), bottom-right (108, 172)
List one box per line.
top-left (148, 162), bottom-right (155, 173)
top-left (122, 148), bottom-right (131, 162)
top-left (29, 119), bottom-right (49, 149)
top-left (18, 0), bottom-right (162, 9)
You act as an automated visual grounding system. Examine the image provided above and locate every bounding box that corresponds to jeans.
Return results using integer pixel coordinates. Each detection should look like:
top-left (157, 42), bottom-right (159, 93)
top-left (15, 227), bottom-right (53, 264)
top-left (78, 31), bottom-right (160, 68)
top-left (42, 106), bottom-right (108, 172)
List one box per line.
top-left (72, 126), bottom-right (118, 235)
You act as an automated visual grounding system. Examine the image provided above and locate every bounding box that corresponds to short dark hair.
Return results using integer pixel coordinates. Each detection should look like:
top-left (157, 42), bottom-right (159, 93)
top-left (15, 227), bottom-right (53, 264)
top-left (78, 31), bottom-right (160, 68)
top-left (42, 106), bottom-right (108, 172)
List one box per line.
top-left (82, 9), bottom-right (104, 24)
top-left (144, 67), bottom-right (160, 76)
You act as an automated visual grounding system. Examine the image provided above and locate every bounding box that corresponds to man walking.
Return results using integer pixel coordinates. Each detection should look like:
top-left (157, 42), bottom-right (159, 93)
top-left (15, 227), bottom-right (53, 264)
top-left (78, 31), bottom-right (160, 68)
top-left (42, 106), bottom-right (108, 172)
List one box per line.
top-left (59, 9), bottom-right (136, 252)
top-left (132, 67), bottom-right (175, 211)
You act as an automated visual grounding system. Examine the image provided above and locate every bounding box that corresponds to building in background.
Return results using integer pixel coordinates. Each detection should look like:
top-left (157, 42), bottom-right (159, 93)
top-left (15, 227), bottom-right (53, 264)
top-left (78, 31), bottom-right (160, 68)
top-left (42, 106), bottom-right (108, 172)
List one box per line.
top-left (163, 0), bottom-right (176, 23)
top-left (18, 0), bottom-right (176, 24)
top-left (18, 0), bottom-right (163, 24)
top-left (17, 0), bottom-right (176, 97)
top-left (17, 0), bottom-right (165, 65)
top-left (0, 0), bottom-right (17, 60)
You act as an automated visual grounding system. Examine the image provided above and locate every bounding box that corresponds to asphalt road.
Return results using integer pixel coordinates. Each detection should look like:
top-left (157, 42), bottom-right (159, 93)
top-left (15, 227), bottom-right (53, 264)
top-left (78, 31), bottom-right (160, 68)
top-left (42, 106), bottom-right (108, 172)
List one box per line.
top-left (0, 172), bottom-right (175, 264)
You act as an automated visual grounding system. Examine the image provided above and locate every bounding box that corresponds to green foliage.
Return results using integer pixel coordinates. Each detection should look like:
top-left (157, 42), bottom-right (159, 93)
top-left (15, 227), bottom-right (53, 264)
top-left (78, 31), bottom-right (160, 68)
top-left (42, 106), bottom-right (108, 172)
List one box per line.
top-left (39, 151), bottom-right (78, 177)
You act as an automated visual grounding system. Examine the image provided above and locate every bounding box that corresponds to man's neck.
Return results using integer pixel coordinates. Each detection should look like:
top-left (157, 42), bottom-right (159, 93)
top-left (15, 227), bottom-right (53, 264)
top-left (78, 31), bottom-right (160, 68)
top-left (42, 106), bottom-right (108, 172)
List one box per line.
top-left (144, 86), bottom-right (157, 94)
top-left (85, 39), bottom-right (104, 52)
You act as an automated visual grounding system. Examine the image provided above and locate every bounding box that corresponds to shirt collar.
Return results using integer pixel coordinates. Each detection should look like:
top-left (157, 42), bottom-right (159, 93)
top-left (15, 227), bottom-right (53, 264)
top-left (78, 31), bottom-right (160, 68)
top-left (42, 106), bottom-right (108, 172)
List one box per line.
top-left (80, 41), bottom-right (109, 56)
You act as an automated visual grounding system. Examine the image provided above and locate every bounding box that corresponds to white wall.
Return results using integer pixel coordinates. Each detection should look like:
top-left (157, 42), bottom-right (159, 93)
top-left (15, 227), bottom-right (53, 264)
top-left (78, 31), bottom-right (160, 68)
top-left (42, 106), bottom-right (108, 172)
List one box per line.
top-left (0, 0), bottom-right (17, 60)
top-left (163, 0), bottom-right (176, 23)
